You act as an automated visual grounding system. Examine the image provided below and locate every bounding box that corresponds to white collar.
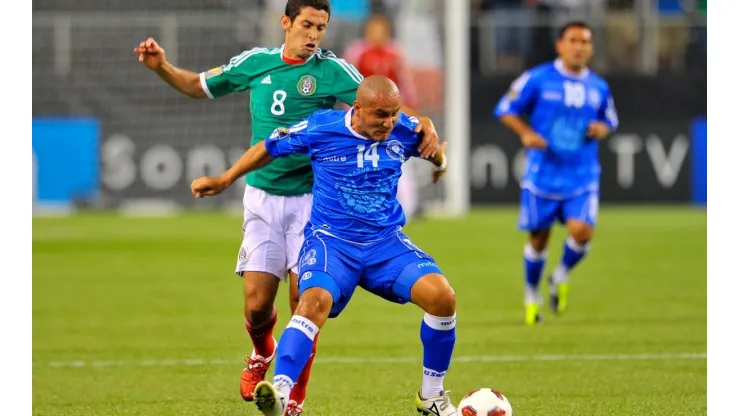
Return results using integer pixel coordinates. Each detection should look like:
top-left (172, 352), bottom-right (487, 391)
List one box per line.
top-left (344, 110), bottom-right (372, 140)
top-left (554, 58), bottom-right (590, 80)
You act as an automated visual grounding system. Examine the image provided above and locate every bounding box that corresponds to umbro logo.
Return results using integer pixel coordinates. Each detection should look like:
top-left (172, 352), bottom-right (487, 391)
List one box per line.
top-left (261, 75), bottom-right (272, 84)
top-left (428, 402), bottom-right (440, 416)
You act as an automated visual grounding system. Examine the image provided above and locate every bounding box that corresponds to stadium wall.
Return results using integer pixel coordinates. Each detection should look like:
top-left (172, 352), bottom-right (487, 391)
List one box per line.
top-left (31, 74), bottom-right (707, 212)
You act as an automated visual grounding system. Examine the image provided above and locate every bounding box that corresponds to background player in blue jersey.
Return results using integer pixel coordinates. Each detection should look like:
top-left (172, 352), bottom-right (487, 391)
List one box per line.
top-left (494, 21), bottom-right (619, 326)
top-left (191, 75), bottom-right (457, 416)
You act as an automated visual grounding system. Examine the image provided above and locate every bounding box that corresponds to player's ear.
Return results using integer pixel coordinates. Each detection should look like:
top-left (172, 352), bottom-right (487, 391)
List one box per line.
top-left (281, 15), bottom-right (291, 32)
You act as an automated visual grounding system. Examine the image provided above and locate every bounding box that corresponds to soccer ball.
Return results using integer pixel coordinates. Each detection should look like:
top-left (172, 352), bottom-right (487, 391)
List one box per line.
top-left (456, 388), bottom-right (513, 416)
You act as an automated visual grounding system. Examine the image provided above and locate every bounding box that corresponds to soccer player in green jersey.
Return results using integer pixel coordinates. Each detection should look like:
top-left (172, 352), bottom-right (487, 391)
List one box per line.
top-left (134, 1), bottom-right (439, 414)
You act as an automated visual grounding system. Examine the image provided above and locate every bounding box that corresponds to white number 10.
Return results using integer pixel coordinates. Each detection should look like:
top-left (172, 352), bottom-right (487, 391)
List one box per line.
top-left (356, 143), bottom-right (379, 168)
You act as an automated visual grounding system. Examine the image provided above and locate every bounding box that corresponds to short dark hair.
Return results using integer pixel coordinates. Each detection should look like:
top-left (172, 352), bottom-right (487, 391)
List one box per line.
top-left (558, 21), bottom-right (592, 39)
top-left (284, 0), bottom-right (331, 22)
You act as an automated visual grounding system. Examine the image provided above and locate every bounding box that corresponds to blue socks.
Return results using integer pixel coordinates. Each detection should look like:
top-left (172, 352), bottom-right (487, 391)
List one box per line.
top-left (420, 313), bottom-right (457, 398)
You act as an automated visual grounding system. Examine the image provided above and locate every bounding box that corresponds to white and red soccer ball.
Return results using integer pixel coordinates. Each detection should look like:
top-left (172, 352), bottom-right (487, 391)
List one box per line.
top-left (457, 388), bottom-right (513, 416)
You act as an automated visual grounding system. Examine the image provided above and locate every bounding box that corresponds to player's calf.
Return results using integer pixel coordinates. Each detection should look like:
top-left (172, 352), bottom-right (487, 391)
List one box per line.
top-left (241, 271), bottom-right (281, 401)
top-left (549, 220), bottom-right (593, 314)
top-left (523, 229), bottom-right (551, 325)
top-left (287, 272), bottom-right (319, 412)
top-left (409, 273), bottom-right (457, 407)
top-left (264, 287), bottom-right (333, 408)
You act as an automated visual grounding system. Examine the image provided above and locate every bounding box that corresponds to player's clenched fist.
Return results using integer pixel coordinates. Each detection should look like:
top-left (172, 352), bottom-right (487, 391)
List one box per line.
top-left (520, 131), bottom-right (548, 149)
top-left (586, 121), bottom-right (611, 140)
top-left (191, 176), bottom-right (229, 199)
top-left (134, 37), bottom-right (166, 70)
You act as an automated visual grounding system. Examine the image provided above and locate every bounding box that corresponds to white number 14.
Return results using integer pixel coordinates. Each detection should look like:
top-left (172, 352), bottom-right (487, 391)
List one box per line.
top-left (356, 143), bottom-right (379, 168)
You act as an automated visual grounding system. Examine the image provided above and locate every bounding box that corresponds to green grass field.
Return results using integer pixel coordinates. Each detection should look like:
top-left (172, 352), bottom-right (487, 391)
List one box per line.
top-left (32, 207), bottom-right (707, 415)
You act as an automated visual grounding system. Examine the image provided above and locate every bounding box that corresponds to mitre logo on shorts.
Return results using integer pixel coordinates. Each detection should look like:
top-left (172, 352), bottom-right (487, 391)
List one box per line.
top-left (238, 247), bottom-right (248, 262)
top-left (385, 140), bottom-right (406, 162)
top-left (300, 249), bottom-right (317, 267)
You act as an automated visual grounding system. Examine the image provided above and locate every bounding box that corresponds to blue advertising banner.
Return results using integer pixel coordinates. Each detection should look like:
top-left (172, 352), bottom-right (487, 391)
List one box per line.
top-left (32, 118), bottom-right (100, 208)
top-left (691, 118), bottom-right (707, 205)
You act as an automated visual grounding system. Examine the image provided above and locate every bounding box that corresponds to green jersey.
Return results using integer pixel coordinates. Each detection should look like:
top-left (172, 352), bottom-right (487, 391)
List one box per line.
top-left (199, 46), bottom-right (363, 196)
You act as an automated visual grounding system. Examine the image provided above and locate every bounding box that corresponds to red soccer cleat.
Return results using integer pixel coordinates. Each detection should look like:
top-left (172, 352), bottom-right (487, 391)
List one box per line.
top-left (239, 341), bottom-right (276, 401)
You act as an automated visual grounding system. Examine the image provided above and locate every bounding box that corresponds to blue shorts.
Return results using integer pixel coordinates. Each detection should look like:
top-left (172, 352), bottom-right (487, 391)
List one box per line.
top-left (518, 189), bottom-right (599, 232)
top-left (296, 230), bottom-right (443, 318)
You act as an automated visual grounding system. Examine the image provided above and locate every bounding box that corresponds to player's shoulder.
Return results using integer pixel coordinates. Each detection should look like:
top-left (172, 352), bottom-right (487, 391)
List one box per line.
top-left (225, 46), bottom-right (280, 69)
top-left (508, 62), bottom-right (552, 91)
top-left (585, 70), bottom-right (611, 91)
top-left (392, 113), bottom-right (421, 139)
top-left (308, 109), bottom-right (345, 126)
top-left (315, 49), bottom-right (364, 81)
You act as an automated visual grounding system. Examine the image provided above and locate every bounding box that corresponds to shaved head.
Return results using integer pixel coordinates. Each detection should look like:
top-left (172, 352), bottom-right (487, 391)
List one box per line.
top-left (352, 75), bottom-right (402, 141)
top-left (356, 75), bottom-right (401, 107)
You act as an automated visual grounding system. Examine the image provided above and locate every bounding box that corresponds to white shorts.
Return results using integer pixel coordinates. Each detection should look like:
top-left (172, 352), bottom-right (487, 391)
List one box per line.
top-left (235, 185), bottom-right (313, 280)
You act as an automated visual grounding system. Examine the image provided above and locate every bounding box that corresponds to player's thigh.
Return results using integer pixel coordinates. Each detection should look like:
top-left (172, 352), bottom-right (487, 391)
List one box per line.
top-left (285, 192), bottom-right (313, 275)
top-left (361, 232), bottom-right (445, 307)
top-left (297, 233), bottom-right (362, 319)
top-left (518, 188), bottom-right (559, 232)
top-left (236, 212), bottom-right (288, 281)
top-left (563, 191), bottom-right (598, 241)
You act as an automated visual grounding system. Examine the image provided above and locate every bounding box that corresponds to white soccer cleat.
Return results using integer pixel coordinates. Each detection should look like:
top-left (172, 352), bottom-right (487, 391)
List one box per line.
top-left (253, 380), bottom-right (287, 416)
top-left (415, 390), bottom-right (457, 416)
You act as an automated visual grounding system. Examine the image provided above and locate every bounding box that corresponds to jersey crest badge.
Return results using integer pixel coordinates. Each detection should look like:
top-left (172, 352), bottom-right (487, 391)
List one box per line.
top-left (386, 140), bottom-right (407, 162)
top-left (297, 75), bottom-right (317, 96)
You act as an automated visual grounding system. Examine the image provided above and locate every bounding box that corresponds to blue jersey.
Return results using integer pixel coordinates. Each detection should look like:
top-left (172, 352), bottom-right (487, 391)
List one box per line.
top-left (494, 59), bottom-right (619, 199)
top-left (264, 109), bottom-right (421, 242)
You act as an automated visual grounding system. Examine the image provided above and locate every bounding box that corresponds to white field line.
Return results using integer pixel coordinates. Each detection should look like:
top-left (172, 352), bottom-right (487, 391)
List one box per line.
top-left (33, 352), bottom-right (706, 369)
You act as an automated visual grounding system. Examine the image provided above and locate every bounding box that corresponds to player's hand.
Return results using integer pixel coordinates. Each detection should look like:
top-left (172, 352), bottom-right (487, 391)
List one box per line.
top-left (191, 176), bottom-right (229, 199)
top-left (134, 37), bottom-right (167, 70)
top-left (587, 121), bottom-right (611, 140)
top-left (520, 131), bottom-right (548, 149)
top-left (431, 142), bottom-right (448, 184)
top-left (414, 116), bottom-right (440, 159)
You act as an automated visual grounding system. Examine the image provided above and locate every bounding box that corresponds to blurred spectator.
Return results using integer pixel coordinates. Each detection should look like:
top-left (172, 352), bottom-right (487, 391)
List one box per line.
top-left (343, 14), bottom-right (421, 221)
top-left (343, 15), bottom-right (418, 108)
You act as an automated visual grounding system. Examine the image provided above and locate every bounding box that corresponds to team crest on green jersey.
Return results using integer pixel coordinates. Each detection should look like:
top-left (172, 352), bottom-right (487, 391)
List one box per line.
top-left (297, 75), bottom-right (317, 96)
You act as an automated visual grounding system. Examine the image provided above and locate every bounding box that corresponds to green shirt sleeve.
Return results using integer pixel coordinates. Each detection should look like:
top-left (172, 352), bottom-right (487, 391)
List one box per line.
top-left (199, 47), bottom-right (266, 99)
top-left (323, 51), bottom-right (363, 105)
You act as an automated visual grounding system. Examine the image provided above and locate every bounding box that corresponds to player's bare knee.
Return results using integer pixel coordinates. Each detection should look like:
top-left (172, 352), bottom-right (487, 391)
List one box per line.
top-left (529, 230), bottom-right (551, 252)
top-left (567, 222), bottom-right (593, 244)
top-left (242, 271), bottom-right (280, 323)
top-left (294, 287), bottom-right (333, 328)
top-left (412, 273), bottom-right (456, 317)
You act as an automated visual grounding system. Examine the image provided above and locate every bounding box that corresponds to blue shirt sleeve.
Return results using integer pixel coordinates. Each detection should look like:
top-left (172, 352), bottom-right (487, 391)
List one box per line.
top-left (599, 86), bottom-right (619, 131)
top-left (397, 113), bottom-right (422, 158)
top-left (494, 70), bottom-right (538, 118)
top-left (264, 118), bottom-right (313, 157)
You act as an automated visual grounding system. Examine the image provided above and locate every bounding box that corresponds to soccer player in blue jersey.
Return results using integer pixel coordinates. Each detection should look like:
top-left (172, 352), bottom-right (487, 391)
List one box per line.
top-left (191, 75), bottom-right (457, 416)
top-left (494, 21), bottom-right (619, 326)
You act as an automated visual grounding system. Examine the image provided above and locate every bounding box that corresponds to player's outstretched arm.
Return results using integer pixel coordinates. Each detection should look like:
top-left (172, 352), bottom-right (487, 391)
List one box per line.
top-left (190, 142), bottom-right (274, 199)
top-left (134, 37), bottom-right (206, 99)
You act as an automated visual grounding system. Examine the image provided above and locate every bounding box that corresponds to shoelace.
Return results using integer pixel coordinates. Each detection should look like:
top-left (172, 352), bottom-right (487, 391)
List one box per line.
top-left (437, 391), bottom-right (453, 410)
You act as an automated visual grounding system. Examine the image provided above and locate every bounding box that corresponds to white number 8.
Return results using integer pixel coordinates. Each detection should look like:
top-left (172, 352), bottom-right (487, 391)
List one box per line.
top-left (271, 90), bottom-right (287, 115)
